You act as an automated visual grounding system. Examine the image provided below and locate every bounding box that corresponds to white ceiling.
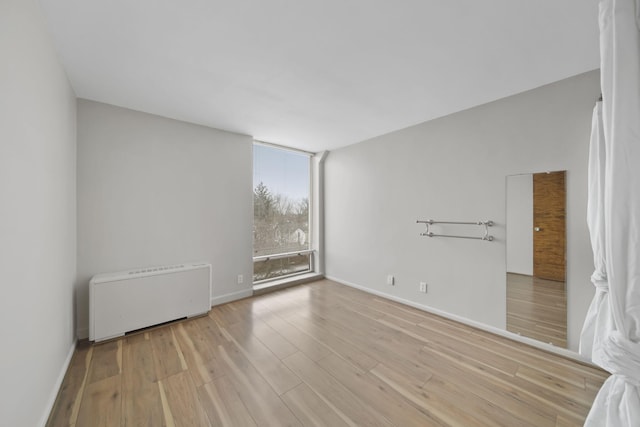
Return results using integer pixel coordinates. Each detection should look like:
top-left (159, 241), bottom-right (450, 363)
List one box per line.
top-left (39, 0), bottom-right (600, 152)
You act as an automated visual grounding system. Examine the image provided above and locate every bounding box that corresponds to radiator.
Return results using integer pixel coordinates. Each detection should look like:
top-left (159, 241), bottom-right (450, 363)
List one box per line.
top-left (89, 262), bottom-right (211, 342)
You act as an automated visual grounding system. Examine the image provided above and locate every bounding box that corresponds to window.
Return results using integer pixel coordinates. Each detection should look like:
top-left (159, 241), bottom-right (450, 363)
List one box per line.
top-left (253, 143), bottom-right (311, 282)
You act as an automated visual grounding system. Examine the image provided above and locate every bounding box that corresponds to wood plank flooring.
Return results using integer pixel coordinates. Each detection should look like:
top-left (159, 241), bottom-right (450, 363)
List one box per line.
top-left (47, 279), bottom-right (606, 427)
top-left (507, 273), bottom-right (567, 347)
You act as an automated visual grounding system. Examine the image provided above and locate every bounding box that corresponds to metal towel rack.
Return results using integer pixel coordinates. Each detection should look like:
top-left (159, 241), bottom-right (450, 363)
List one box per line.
top-left (416, 219), bottom-right (494, 241)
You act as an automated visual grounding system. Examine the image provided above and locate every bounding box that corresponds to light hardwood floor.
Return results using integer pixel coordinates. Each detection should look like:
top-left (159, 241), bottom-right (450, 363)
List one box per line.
top-left (47, 279), bottom-right (606, 426)
top-left (507, 273), bottom-right (568, 348)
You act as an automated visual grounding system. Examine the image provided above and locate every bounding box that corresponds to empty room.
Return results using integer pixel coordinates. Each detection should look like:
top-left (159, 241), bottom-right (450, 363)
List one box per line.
top-left (2, 0), bottom-right (639, 426)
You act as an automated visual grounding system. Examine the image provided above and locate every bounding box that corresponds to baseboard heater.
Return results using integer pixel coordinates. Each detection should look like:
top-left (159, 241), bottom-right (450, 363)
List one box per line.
top-left (89, 262), bottom-right (211, 342)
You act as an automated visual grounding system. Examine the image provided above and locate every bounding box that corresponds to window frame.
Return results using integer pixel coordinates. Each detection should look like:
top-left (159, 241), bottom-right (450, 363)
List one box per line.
top-left (252, 141), bottom-right (314, 284)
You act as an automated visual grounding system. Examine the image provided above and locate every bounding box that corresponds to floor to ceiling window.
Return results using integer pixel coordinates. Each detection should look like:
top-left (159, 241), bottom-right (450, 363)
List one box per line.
top-left (253, 142), bottom-right (311, 283)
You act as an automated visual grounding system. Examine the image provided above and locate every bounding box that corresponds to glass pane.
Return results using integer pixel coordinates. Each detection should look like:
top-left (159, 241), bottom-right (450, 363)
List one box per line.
top-left (253, 253), bottom-right (311, 282)
top-left (253, 144), bottom-right (310, 257)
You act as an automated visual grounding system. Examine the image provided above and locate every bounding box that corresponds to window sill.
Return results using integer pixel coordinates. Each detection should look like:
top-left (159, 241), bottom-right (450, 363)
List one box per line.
top-left (253, 272), bottom-right (324, 296)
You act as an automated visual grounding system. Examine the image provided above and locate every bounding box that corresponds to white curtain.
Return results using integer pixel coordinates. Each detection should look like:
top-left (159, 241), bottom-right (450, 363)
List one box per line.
top-left (580, 0), bottom-right (640, 425)
top-left (580, 102), bottom-right (611, 360)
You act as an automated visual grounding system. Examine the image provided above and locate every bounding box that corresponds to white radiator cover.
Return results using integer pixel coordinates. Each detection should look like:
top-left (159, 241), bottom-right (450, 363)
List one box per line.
top-left (89, 262), bottom-right (211, 342)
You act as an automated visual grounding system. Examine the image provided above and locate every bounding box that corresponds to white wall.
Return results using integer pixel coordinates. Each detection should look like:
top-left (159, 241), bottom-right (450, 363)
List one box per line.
top-left (325, 71), bottom-right (599, 352)
top-left (506, 174), bottom-right (533, 275)
top-left (311, 151), bottom-right (329, 274)
top-left (0, 1), bottom-right (77, 426)
top-left (77, 100), bottom-right (253, 338)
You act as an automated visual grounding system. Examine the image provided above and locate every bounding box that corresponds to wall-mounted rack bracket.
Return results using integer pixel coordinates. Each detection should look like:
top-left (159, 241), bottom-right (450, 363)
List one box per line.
top-left (416, 219), bottom-right (494, 241)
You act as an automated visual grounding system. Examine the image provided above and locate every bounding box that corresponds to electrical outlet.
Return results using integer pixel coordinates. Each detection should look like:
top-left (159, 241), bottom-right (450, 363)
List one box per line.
top-left (237, 274), bottom-right (244, 284)
top-left (419, 282), bottom-right (427, 293)
top-left (387, 275), bottom-right (395, 286)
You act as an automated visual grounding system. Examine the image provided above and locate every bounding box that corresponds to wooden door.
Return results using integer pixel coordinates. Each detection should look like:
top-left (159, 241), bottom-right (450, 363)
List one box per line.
top-left (533, 171), bottom-right (566, 282)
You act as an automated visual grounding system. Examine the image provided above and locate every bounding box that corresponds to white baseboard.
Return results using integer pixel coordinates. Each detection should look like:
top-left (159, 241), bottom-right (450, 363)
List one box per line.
top-left (39, 339), bottom-right (77, 427)
top-left (211, 288), bottom-right (253, 307)
top-left (325, 275), bottom-right (591, 365)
